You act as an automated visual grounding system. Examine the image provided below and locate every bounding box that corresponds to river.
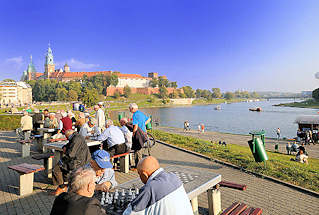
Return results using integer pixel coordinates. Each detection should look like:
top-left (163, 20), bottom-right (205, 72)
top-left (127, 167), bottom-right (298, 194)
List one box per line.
top-left (137, 99), bottom-right (317, 138)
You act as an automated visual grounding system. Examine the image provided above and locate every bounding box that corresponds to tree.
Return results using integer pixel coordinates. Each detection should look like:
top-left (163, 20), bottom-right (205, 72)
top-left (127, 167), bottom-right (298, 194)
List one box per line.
top-left (56, 88), bottom-right (68, 101)
top-left (67, 90), bottom-right (78, 101)
top-left (251, 92), bottom-right (260, 98)
top-left (312, 88), bottom-right (319, 101)
top-left (170, 81), bottom-right (178, 88)
top-left (195, 89), bottom-right (202, 98)
top-left (182, 86), bottom-right (195, 98)
top-left (201, 90), bottom-right (211, 99)
top-left (169, 90), bottom-right (178, 98)
top-left (212, 88), bottom-right (222, 98)
top-left (82, 89), bottom-right (98, 107)
top-left (158, 76), bottom-right (169, 87)
top-left (149, 78), bottom-right (158, 88)
top-left (123, 85), bottom-right (131, 98)
top-left (159, 86), bottom-right (168, 99)
top-left (224, 92), bottom-right (234, 100)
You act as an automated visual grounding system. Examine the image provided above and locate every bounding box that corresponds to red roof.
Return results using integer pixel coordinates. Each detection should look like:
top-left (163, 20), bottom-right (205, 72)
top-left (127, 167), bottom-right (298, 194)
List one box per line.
top-left (35, 73), bottom-right (43, 78)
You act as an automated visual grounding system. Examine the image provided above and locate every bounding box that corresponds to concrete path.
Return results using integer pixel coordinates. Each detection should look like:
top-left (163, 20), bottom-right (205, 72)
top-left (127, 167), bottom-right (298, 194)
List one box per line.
top-left (157, 126), bottom-right (319, 159)
top-left (0, 131), bottom-right (318, 215)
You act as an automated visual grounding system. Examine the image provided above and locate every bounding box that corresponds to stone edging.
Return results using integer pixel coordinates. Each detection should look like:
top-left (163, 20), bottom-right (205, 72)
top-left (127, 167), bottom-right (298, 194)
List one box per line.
top-left (155, 140), bottom-right (319, 198)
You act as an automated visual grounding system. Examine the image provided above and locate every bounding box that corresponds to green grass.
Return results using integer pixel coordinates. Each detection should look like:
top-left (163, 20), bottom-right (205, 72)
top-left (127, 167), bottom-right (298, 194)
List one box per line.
top-left (0, 115), bottom-right (21, 130)
top-left (275, 99), bottom-right (319, 109)
top-left (150, 129), bottom-right (319, 192)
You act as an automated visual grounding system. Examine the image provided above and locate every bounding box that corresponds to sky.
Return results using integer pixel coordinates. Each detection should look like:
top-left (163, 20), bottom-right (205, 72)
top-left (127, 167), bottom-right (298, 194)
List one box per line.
top-left (0, 0), bottom-right (319, 93)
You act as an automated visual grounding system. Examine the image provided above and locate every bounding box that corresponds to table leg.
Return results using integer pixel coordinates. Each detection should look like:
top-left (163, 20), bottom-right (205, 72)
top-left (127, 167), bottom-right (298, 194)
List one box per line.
top-left (44, 157), bottom-right (53, 179)
top-left (120, 154), bottom-right (129, 173)
top-left (207, 188), bottom-right (221, 215)
top-left (19, 172), bottom-right (34, 196)
top-left (191, 197), bottom-right (199, 215)
top-left (21, 143), bottom-right (30, 158)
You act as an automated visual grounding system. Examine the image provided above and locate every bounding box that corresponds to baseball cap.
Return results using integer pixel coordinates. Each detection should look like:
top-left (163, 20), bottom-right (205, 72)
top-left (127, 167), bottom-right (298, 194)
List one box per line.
top-left (92, 150), bottom-right (113, 169)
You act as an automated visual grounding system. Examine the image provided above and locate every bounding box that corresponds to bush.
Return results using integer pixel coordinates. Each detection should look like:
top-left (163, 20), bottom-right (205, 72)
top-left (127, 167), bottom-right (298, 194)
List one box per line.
top-left (0, 115), bottom-right (21, 130)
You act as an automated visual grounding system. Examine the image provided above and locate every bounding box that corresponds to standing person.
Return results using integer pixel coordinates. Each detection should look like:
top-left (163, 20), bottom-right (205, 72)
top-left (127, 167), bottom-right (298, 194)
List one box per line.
top-left (32, 109), bottom-right (43, 134)
top-left (50, 167), bottom-right (106, 215)
top-left (129, 103), bottom-right (151, 165)
top-left (94, 103), bottom-right (106, 131)
top-left (20, 111), bottom-right (33, 140)
top-left (276, 128), bottom-right (281, 140)
top-left (198, 124), bottom-right (201, 133)
top-left (201, 123), bottom-right (205, 133)
top-left (123, 156), bottom-right (193, 215)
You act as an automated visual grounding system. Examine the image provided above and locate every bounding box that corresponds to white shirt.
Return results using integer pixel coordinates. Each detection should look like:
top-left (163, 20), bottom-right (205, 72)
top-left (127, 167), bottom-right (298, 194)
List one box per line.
top-left (96, 108), bottom-right (105, 129)
top-left (79, 123), bottom-right (101, 138)
top-left (96, 125), bottom-right (125, 148)
top-left (120, 126), bottom-right (133, 149)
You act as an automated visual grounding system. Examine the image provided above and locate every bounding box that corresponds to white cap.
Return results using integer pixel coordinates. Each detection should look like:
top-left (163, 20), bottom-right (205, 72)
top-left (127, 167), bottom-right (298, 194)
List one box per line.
top-left (98, 102), bottom-right (104, 106)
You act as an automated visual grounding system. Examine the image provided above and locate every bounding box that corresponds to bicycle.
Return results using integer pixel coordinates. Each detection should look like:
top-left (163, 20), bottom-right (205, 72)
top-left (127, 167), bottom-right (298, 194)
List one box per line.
top-left (142, 131), bottom-right (156, 156)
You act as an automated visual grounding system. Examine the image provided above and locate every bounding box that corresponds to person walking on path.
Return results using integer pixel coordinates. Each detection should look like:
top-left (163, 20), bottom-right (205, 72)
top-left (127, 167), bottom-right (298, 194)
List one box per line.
top-left (94, 102), bottom-right (106, 131)
top-left (276, 128), bottom-right (281, 140)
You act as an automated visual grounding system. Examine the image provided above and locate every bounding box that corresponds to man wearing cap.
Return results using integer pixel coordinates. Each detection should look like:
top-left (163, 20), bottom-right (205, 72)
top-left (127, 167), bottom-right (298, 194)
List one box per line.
top-left (94, 103), bottom-right (106, 131)
top-left (79, 117), bottom-right (101, 139)
top-left (84, 150), bottom-right (117, 192)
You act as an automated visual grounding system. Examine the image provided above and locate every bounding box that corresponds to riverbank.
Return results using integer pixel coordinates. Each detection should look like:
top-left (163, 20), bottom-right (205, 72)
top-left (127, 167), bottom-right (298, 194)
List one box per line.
top-left (274, 99), bottom-right (319, 109)
top-left (151, 128), bottom-right (319, 192)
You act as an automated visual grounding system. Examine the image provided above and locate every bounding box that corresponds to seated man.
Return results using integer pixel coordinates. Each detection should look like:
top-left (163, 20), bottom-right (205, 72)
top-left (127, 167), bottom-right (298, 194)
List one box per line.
top-left (52, 130), bottom-right (91, 196)
top-left (44, 113), bottom-right (59, 129)
top-left (95, 119), bottom-right (127, 156)
top-left (123, 156), bottom-right (193, 215)
top-left (79, 117), bottom-right (101, 139)
top-left (50, 167), bottom-right (106, 215)
top-left (295, 148), bottom-right (309, 164)
top-left (120, 118), bottom-right (133, 150)
top-left (75, 112), bottom-right (86, 132)
top-left (84, 149), bottom-right (117, 191)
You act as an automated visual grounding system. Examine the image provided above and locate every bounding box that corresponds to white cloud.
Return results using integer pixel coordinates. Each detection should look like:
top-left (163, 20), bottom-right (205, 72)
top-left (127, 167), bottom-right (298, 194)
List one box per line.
top-left (5, 56), bottom-right (23, 67)
top-left (56, 58), bottom-right (99, 71)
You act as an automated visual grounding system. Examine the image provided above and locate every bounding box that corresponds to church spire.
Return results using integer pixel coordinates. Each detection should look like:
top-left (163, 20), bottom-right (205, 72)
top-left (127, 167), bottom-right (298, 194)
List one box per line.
top-left (45, 42), bottom-right (54, 65)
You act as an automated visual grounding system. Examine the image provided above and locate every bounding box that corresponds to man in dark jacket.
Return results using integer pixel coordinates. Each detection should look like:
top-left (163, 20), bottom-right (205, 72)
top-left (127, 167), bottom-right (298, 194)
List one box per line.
top-left (50, 167), bottom-right (105, 215)
top-left (52, 129), bottom-right (91, 196)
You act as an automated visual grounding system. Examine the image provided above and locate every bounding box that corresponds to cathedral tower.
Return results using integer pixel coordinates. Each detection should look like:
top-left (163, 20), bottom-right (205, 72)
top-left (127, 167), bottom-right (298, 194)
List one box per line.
top-left (44, 43), bottom-right (55, 79)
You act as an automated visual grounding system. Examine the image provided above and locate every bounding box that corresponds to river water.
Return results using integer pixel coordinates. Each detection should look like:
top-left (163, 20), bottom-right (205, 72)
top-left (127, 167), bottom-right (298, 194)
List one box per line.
top-left (138, 99), bottom-right (318, 138)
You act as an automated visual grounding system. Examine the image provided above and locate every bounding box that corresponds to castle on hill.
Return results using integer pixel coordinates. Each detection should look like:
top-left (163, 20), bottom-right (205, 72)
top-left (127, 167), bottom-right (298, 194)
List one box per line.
top-left (21, 45), bottom-right (175, 96)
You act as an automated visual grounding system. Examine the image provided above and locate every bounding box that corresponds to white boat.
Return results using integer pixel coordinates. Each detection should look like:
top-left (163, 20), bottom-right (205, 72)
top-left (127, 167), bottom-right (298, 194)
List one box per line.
top-left (214, 105), bottom-right (221, 110)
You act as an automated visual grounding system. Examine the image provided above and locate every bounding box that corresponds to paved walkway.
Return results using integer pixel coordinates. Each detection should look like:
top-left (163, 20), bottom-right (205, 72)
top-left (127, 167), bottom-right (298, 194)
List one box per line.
top-left (157, 126), bottom-right (319, 159)
top-left (0, 131), bottom-right (318, 215)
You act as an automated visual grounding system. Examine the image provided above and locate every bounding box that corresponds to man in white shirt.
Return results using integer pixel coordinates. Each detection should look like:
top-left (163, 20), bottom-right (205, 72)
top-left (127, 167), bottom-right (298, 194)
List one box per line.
top-left (95, 103), bottom-right (106, 131)
top-left (79, 117), bottom-right (101, 139)
top-left (120, 118), bottom-right (133, 150)
top-left (95, 119), bottom-right (127, 156)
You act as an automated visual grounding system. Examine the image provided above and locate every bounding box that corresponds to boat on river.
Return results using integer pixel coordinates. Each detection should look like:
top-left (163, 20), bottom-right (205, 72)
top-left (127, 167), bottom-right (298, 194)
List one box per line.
top-left (249, 107), bottom-right (262, 112)
top-left (214, 105), bottom-right (221, 110)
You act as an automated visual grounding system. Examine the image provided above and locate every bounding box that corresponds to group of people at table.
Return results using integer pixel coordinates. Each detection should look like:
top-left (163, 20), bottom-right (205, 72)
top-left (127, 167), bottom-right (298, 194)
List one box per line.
top-left (22, 103), bottom-right (194, 214)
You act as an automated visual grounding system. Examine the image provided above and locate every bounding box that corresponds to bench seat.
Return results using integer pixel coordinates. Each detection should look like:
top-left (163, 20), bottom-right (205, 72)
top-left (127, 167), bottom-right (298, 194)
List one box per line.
top-left (32, 153), bottom-right (54, 178)
top-left (111, 152), bottom-right (130, 173)
top-left (221, 202), bottom-right (262, 215)
top-left (8, 163), bottom-right (44, 196)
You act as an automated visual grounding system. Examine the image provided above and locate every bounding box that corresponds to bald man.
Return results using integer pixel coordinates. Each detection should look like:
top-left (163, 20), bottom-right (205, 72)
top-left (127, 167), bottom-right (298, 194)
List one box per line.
top-left (123, 156), bottom-right (193, 215)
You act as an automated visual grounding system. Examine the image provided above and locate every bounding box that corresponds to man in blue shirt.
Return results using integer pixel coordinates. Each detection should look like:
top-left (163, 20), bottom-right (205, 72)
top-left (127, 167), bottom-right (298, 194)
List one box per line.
top-left (84, 149), bottom-right (117, 192)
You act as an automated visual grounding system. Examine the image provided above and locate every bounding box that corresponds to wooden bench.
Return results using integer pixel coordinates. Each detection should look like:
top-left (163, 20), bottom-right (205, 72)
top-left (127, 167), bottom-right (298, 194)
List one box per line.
top-left (111, 152), bottom-right (130, 173)
top-left (18, 140), bottom-right (32, 157)
top-left (8, 163), bottom-right (44, 196)
top-left (49, 138), bottom-right (67, 142)
top-left (218, 180), bottom-right (247, 191)
top-left (221, 202), bottom-right (262, 215)
top-left (32, 153), bottom-right (54, 178)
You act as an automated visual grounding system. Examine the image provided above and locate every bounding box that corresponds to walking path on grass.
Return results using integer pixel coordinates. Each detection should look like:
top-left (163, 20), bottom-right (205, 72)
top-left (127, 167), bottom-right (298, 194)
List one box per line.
top-left (157, 126), bottom-right (319, 159)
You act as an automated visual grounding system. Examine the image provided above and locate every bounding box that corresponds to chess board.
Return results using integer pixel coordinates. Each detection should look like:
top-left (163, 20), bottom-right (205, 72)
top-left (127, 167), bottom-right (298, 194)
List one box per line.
top-left (171, 171), bottom-right (199, 184)
top-left (95, 188), bottom-right (139, 215)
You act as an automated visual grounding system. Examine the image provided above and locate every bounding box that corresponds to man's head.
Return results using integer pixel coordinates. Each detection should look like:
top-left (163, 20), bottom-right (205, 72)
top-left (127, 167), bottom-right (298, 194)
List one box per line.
top-left (88, 117), bottom-right (97, 128)
top-left (137, 156), bottom-right (160, 184)
top-left (23, 111), bottom-right (28, 116)
top-left (94, 105), bottom-right (99, 111)
top-left (129, 103), bottom-right (138, 113)
top-left (69, 167), bottom-right (96, 197)
top-left (120, 118), bottom-right (128, 126)
top-left (61, 111), bottom-right (67, 118)
top-left (43, 109), bottom-right (49, 115)
top-left (98, 102), bottom-right (103, 108)
top-left (49, 113), bottom-right (55, 120)
top-left (105, 119), bottom-right (113, 128)
top-left (79, 112), bottom-right (85, 119)
top-left (67, 111), bottom-right (74, 118)
top-left (90, 150), bottom-right (113, 177)
top-left (65, 129), bottom-right (75, 139)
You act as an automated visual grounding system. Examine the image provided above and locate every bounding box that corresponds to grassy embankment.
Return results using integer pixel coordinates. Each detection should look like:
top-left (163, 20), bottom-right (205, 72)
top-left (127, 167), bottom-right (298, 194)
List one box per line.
top-left (150, 129), bottom-right (319, 192)
top-left (274, 99), bottom-right (319, 109)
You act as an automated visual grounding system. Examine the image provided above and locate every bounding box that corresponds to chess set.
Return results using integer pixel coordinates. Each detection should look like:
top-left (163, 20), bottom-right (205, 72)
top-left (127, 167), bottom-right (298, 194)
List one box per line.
top-left (96, 188), bottom-right (139, 215)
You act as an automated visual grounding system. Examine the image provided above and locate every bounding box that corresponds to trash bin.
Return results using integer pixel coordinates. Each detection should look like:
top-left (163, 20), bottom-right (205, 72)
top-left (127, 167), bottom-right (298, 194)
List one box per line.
top-left (118, 112), bottom-right (125, 121)
top-left (146, 115), bottom-right (152, 130)
top-left (248, 130), bottom-right (268, 162)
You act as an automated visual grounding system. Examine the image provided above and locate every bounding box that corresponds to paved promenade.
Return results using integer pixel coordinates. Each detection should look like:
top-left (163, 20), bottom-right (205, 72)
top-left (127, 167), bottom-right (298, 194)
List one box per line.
top-left (157, 126), bottom-right (319, 159)
top-left (0, 131), bottom-right (318, 215)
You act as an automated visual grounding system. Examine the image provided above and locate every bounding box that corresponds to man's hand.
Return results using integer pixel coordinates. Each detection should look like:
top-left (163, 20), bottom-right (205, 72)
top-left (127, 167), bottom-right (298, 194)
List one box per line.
top-left (95, 181), bottom-right (112, 192)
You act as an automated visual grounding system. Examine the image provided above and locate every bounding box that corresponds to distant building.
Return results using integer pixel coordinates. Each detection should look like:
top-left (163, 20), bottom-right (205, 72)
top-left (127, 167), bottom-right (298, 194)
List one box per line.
top-left (0, 81), bottom-right (32, 106)
top-left (21, 44), bottom-right (173, 95)
top-left (301, 91), bottom-right (312, 97)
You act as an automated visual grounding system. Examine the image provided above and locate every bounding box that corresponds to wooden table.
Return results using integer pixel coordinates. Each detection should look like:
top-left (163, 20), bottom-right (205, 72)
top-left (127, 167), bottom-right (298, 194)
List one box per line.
top-left (117, 165), bottom-right (222, 215)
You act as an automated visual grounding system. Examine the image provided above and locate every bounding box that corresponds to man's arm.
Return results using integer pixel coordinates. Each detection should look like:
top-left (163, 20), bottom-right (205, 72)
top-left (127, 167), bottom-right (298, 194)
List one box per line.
top-left (145, 118), bottom-right (151, 126)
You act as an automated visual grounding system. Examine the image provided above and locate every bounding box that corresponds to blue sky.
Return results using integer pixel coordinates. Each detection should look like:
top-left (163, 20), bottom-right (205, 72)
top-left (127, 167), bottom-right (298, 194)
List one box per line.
top-left (0, 0), bottom-right (319, 92)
